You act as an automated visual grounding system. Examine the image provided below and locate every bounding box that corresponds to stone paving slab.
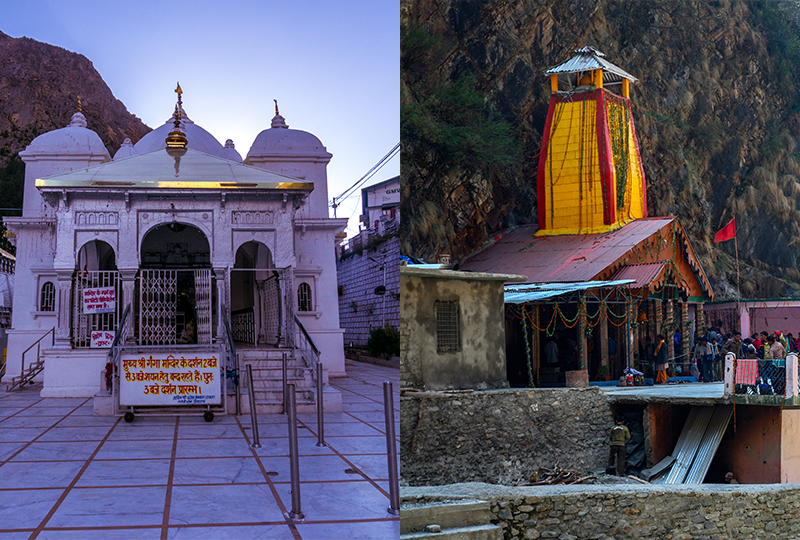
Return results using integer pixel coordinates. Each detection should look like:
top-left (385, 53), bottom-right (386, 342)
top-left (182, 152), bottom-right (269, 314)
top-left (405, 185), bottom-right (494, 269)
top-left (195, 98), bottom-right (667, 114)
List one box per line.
top-left (0, 359), bottom-right (399, 539)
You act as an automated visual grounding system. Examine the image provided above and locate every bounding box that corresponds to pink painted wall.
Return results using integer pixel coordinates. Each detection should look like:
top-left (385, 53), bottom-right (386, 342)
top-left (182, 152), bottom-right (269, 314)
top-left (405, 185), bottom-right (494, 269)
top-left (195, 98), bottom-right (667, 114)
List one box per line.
top-left (781, 409), bottom-right (800, 483)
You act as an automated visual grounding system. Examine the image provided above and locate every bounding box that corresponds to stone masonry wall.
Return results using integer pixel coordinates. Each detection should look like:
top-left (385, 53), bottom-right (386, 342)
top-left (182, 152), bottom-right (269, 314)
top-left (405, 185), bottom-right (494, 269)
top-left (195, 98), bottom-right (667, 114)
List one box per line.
top-left (401, 387), bottom-right (614, 486)
top-left (336, 236), bottom-right (400, 347)
top-left (402, 482), bottom-right (800, 540)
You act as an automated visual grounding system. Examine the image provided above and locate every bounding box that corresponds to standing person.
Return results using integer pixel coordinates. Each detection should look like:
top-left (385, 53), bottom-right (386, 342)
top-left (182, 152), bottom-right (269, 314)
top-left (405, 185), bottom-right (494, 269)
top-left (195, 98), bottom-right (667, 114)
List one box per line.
top-left (776, 331), bottom-right (789, 352)
top-left (655, 334), bottom-right (669, 384)
top-left (697, 337), bottom-right (713, 383)
top-left (710, 335), bottom-right (722, 381)
top-left (644, 336), bottom-right (655, 379)
top-left (768, 335), bottom-right (786, 360)
top-left (544, 338), bottom-right (559, 366)
top-left (723, 331), bottom-right (743, 359)
top-left (608, 415), bottom-right (631, 476)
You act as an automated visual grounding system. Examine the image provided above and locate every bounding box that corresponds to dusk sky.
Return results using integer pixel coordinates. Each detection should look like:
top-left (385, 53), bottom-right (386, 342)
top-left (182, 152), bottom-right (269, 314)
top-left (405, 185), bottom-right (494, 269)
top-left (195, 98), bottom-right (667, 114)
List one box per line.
top-left (3, 0), bottom-right (399, 237)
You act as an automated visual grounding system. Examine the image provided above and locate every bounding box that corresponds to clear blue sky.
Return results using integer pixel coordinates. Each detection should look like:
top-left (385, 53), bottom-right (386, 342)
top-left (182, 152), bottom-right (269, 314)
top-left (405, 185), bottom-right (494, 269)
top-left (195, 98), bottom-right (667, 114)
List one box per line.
top-left (2, 0), bottom-right (399, 236)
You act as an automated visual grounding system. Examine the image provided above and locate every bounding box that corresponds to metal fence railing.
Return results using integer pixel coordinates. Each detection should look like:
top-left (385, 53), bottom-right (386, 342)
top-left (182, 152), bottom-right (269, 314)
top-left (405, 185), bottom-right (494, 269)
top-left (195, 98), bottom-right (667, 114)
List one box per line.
top-left (734, 357), bottom-right (788, 396)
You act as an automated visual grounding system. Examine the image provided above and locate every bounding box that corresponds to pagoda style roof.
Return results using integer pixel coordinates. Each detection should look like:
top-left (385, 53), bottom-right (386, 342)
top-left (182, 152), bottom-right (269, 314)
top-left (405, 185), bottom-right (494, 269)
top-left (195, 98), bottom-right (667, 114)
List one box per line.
top-left (35, 148), bottom-right (313, 192)
top-left (544, 46), bottom-right (639, 88)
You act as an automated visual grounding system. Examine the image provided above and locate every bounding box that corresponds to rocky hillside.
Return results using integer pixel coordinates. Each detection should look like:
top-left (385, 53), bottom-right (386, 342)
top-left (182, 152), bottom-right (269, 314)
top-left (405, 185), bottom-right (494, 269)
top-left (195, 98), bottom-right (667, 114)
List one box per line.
top-left (0, 30), bottom-right (150, 241)
top-left (401, 0), bottom-right (800, 299)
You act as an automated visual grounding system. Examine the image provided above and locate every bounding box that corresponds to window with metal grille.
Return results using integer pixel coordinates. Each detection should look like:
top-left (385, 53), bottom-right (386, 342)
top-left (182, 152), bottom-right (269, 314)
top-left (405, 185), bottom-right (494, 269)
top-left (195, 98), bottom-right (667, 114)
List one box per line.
top-left (40, 282), bottom-right (56, 312)
top-left (435, 300), bottom-right (460, 353)
top-left (298, 282), bottom-right (313, 312)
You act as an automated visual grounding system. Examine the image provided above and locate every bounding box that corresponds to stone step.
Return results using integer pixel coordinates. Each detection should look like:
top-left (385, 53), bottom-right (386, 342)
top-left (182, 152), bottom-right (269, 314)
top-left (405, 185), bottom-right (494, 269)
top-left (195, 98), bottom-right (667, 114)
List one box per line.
top-left (401, 524), bottom-right (502, 540)
top-left (250, 377), bottom-right (309, 390)
top-left (401, 500), bottom-right (496, 534)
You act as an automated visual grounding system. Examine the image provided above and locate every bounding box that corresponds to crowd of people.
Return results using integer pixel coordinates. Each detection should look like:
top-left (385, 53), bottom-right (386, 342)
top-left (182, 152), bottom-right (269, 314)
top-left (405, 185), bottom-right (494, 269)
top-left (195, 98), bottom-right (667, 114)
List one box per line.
top-left (656, 327), bottom-right (798, 383)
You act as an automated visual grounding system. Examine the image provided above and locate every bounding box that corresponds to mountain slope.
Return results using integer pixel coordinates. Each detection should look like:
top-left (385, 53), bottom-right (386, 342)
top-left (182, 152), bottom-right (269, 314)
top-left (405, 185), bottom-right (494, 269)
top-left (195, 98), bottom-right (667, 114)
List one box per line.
top-left (401, 0), bottom-right (800, 299)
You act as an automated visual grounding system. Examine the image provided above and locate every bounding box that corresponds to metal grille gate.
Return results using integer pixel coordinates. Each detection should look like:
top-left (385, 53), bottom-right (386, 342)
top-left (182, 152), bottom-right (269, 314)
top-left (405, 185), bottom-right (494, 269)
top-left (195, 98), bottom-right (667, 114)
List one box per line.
top-left (195, 269), bottom-right (212, 344)
top-left (72, 271), bottom-right (121, 348)
top-left (259, 274), bottom-right (280, 345)
top-left (139, 270), bottom-right (177, 346)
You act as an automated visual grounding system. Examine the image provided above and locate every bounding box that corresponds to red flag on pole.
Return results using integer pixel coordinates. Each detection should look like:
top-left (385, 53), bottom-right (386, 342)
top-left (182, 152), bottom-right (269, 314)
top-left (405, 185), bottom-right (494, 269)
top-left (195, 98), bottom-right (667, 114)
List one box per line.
top-left (713, 218), bottom-right (735, 242)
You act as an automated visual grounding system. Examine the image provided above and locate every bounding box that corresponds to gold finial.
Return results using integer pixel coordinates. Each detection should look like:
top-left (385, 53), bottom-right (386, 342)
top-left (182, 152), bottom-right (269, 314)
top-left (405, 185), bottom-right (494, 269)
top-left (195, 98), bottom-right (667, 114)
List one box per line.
top-left (166, 87), bottom-right (187, 150)
top-left (274, 99), bottom-right (279, 116)
top-left (77, 95), bottom-right (82, 113)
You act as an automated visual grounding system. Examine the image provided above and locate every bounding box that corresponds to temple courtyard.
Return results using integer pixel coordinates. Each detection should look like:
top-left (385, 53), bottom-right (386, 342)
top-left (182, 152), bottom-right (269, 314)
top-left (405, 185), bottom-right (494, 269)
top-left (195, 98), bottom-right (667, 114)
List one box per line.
top-left (0, 359), bottom-right (399, 539)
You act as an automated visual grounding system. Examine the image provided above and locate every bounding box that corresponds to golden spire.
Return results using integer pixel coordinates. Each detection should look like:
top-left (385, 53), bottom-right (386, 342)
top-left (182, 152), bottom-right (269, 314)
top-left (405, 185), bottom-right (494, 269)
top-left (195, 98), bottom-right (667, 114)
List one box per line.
top-left (274, 99), bottom-right (279, 116)
top-left (77, 95), bottom-right (82, 113)
top-left (166, 84), bottom-right (187, 150)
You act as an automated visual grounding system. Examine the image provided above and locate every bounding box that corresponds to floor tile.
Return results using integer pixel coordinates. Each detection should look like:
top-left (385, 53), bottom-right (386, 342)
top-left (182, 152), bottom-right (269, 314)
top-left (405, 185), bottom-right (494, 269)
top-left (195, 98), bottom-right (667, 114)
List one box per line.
top-left (94, 439), bottom-right (175, 460)
top-left (0, 489), bottom-right (65, 529)
top-left (294, 520), bottom-right (399, 540)
top-left (177, 424), bottom-right (245, 439)
top-left (0, 460), bottom-right (84, 489)
top-left (11, 441), bottom-right (100, 462)
top-left (108, 425), bottom-right (176, 440)
top-left (172, 457), bottom-right (264, 485)
top-left (175, 438), bottom-right (252, 459)
top-left (274, 480), bottom-right (392, 521)
top-left (169, 484), bottom-right (284, 525)
top-left (167, 524), bottom-right (295, 539)
top-left (0, 416), bottom-right (60, 428)
top-left (38, 426), bottom-right (114, 442)
top-left (47, 486), bottom-right (167, 527)
top-left (37, 528), bottom-right (162, 539)
top-left (0, 427), bottom-right (49, 442)
top-left (77, 459), bottom-right (172, 487)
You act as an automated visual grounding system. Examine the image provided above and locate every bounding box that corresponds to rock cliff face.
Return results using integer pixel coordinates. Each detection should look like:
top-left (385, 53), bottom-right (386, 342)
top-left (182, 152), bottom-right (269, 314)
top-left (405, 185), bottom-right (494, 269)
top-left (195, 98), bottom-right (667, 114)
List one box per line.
top-left (0, 30), bottom-right (150, 164)
top-left (401, 0), bottom-right (800, 299)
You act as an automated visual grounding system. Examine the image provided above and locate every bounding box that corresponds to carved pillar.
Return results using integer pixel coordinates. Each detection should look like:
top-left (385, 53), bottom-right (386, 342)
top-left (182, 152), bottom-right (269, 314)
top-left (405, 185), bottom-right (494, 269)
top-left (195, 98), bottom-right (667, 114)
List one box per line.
top-left (54, 269), bottom-right (74, 349)
top-left (600, 311), bottom-right (609, 370)
top-left (120, 269), bottom-right (137, 345)
top-left (653, 299), bottom-right (663, 338)
top-left (665, 299), bottom-right (674, 361)
top-left (214, 267), bottom-right (227, 341)
top-left (631, 303), bottom-right (640, 367)
top-left (680, 301), bottom-right (690, 359)
top-left (696, 303), bottom-right (706, 337)
top-left (578, 297), bottom-right (587, 370)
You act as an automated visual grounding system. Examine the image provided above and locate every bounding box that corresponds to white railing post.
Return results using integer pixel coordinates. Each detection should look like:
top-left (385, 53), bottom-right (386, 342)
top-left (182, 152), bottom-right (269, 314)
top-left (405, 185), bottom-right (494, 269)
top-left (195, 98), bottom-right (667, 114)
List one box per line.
top-left (786, 353), bottom-right (799, 400)
top-left (724, 353), bottom-right (735, 397)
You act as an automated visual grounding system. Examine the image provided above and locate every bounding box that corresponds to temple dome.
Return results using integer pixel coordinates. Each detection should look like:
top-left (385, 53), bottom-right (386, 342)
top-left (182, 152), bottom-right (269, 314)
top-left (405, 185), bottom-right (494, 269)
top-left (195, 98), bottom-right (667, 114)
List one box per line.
top-left (23, 112), bottom-right (110, 158)
top-left (134, 107), bottom-right (226, 158)
top-left (221, 139), bottom-right (243, 163)
top-left (247, 113), bottom-right (330, 159)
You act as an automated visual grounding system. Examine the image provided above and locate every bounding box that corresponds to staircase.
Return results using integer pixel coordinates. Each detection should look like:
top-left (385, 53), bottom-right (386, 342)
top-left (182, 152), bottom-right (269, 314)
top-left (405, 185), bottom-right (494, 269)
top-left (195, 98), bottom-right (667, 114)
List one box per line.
top-left (239, 347), bottom-right (321, 413)
top-left (401, 500), bottom-right (502, 540)
top-left (6, 328), bottom-right (54, 392)
top-left (6, 358), bottom-right (44, 391)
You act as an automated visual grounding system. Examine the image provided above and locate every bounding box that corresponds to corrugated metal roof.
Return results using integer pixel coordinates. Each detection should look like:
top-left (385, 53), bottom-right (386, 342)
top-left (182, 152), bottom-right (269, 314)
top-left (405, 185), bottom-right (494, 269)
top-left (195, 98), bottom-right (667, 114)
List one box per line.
top-left (684, 406), bottom-right (733, 484)
top-left (461, 218), bottom-right (673, 283)
top-left (664, 406), bottom-right (714, 484)
top-left (503, 279), bottom-right (634, 304)
top-left (607, 262), bottom-right (666, 290)
top-left (544, 46), bottom-right (639, 84)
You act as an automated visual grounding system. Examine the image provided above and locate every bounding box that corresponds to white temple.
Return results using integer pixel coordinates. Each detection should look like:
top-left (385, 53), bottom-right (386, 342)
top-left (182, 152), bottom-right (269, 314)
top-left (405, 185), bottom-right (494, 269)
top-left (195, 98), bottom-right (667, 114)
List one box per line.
top-left (3, 91), bottom-right (347, 415)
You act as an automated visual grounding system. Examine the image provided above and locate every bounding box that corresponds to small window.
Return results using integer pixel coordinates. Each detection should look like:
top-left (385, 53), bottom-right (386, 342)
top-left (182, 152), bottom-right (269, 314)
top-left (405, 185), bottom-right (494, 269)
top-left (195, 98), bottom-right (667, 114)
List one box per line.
top-left (435, 300), bottom-right (460, 353)
top-left (40, 282), bottom-right (56, 312)
top-left (298, 282), bottom-right (313, 312)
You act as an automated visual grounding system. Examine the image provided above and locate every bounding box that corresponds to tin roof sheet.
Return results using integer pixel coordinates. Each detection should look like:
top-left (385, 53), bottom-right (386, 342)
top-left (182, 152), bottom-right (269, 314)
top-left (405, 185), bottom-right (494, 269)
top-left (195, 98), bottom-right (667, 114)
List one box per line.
top-left (607, 262), bottom-right (667, 290)
top-left (544, 47), bottom-right (639, 84)
top-left (503, 279), bottom-right (635, 304)
top-left (461, 218), bottom-right (674, 283)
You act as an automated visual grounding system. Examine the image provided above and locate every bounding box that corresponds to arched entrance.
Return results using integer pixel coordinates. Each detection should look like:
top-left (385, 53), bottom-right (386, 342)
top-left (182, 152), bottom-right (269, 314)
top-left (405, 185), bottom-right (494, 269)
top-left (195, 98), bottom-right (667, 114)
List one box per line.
top-left (231, 241), bottom-right (285, 346)
top-left (73, 240), bottom-right (120, 348)
top-left (139, 222), bottom-right (213, 345)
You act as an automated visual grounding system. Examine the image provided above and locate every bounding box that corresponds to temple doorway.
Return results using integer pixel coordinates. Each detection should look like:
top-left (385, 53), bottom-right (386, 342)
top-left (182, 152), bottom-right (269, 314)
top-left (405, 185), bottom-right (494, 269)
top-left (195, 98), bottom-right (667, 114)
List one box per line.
top-left (138, 222), bottom-right (213, 345)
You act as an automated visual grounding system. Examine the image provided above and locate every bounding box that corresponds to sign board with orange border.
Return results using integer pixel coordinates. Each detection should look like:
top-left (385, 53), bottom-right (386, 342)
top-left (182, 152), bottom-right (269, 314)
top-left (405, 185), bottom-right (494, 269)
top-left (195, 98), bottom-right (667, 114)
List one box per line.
top-left (119, 353), bottom-right (221, 406)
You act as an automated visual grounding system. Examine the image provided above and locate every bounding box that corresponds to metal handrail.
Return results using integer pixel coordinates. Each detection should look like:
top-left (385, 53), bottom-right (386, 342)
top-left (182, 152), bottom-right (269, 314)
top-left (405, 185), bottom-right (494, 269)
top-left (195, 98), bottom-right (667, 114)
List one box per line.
top-left (293, 314), bottom-right (320, 385)
top-left (221, 304), bottom-right (240, 414)
top-left (21, 327), bottom-right (55, 375)
top-left (294, 313), bottom-right (320, 356)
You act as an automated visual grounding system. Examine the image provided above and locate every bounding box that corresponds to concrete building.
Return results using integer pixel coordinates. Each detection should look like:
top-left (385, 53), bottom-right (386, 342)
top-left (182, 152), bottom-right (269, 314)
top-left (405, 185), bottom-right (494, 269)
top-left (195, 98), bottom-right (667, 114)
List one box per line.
top-left (400, 266), bottom-right (526, 391)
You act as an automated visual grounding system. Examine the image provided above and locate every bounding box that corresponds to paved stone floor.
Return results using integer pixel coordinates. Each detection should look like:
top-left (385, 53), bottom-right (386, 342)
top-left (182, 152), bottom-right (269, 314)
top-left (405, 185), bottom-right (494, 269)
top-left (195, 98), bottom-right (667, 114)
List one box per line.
top-left (0, 359), bottom-right (399, 539)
